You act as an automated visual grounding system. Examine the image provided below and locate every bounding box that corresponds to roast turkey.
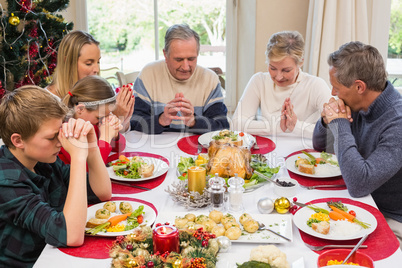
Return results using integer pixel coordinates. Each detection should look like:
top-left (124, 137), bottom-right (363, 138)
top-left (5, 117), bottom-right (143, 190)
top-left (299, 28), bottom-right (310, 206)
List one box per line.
top-left (206, 140), bottom-right (253, 179)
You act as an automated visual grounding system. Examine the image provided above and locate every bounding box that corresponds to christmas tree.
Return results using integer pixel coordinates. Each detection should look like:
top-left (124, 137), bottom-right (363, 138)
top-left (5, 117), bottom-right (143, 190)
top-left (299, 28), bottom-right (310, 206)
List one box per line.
top-left (0, 0), bottom-right (73, 94)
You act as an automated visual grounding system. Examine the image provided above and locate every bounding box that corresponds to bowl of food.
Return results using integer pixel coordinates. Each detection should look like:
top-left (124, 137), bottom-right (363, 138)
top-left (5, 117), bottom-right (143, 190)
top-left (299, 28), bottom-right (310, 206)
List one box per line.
top-left (273, 177), bottom-right (298, 197)
top-left (317, 249), bottom-right (374, 268)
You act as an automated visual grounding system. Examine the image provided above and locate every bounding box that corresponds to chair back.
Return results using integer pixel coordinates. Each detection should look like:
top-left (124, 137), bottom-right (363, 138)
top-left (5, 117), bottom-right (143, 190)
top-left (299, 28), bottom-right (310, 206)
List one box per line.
top-left (116, 71), bottom-right (140, 87)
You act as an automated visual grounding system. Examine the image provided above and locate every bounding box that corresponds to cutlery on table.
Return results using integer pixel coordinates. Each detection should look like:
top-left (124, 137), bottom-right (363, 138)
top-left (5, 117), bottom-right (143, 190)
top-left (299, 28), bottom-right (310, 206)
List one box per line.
top-left (305, 243), bottom-right (368, 251)
top-left (342, 234), bottom-right (369, 264)
top-left (111, 180), bottom-right (152, 191)
top-left (300, 184), bottom-right (346, 190)
top-left (254, 171), bottom-right (281, 186)
top-left (258, 222), bottom-right (291, 242)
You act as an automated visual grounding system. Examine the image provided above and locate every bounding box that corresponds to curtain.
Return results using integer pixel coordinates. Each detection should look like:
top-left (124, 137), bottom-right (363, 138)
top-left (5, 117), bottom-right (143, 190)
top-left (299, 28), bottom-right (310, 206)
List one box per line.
top-left (304, 0), bottom-right (372, 85)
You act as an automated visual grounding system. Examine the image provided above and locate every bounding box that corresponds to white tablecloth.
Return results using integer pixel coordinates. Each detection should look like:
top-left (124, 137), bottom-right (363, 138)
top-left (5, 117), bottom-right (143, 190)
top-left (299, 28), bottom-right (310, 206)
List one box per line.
top-left (34, 131), bottom-right (402, 267)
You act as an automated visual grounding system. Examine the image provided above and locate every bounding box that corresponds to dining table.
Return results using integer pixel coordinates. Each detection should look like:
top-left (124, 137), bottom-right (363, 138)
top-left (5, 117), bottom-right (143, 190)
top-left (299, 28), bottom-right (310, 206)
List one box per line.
top-left (34, 130), bottom-right (402, 268)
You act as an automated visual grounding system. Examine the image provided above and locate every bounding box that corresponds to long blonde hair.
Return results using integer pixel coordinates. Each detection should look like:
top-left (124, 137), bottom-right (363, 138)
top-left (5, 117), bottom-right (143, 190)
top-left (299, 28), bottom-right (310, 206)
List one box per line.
top-left (50, 30), bottom-right (100, 98)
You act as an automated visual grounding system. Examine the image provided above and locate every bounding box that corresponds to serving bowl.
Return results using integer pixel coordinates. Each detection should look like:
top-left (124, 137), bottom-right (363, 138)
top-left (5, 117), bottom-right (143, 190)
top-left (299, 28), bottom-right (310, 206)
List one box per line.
top-left (273, 177), bottom-right (299, 197)
top-left (317, 249), bottom-right (374, 268)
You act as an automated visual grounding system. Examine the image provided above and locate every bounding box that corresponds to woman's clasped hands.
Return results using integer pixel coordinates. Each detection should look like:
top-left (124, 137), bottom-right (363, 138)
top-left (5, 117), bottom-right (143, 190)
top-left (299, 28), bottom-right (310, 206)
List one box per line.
top-left (280, 97), bottom-right (297, 132)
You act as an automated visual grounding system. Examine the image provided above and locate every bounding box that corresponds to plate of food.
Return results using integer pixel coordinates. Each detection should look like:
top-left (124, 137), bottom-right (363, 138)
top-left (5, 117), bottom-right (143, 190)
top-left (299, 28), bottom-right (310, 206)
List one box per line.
top-left (198, 129), bottom-right (256, 148)
top-left (85, 200), bottom-right (157, 237)
top-left (293, 201), bottom-right (377, 241)
top-left (156, 211), bottom-right (292, 243)
top-left (286, 151), bottom-right (341, 178)
top-left (107, 155), bottom-right (169, 182)
top-left (176, 154), bottom-right (279, 193)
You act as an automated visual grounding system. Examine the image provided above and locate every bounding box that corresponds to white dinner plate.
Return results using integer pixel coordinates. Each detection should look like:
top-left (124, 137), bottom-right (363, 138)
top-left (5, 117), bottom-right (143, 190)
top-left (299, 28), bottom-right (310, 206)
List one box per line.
top-left (293, 202), bottom-right (377, 241)
top-left (198, 130), bottom-right (256, 148)
top-left (86, 200), bottom-right (157, 237)
top-left (156, 212), bottom-right (292, 243)
top-left (107, 156), bottom-right (169, 182)
top-left (286, 152), bottom-right (341, 178)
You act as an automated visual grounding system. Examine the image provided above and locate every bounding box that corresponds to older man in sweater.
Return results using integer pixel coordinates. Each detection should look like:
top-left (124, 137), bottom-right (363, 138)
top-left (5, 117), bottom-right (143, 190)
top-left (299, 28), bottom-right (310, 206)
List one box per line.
top-left (130, 24), bottom-right (229, 134)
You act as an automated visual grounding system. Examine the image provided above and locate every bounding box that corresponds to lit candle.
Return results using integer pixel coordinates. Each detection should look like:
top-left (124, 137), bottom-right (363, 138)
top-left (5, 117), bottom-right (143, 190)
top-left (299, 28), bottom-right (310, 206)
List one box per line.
top-left (152, 225), bottom-right (180, 254)
top-left (187, 166), bottom-right (206, 194)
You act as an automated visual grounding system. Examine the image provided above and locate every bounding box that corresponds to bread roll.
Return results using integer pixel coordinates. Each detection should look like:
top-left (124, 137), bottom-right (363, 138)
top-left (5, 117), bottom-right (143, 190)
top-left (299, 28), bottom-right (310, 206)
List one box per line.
top-left (298, 163), bottom-right (315, 174)
top-left (312, 221), bottom-right (330, 235)
top-left (86, 218), bottom-right (108, 228)
top-left (139, 163), bottom-right (154, 177)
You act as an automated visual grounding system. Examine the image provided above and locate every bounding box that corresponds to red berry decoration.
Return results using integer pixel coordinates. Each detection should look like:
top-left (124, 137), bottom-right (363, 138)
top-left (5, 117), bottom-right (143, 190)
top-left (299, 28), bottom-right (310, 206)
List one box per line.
top-left (156, 223), bottom-right (162, 227)
top-left (147, 261), bottom-right (154, 268)
top-left (202, 240), bottom-right (208, 247)
top-left (293, 197), bottom-right (298, 202)
top-left (126, 244), bottom-right (133, 250)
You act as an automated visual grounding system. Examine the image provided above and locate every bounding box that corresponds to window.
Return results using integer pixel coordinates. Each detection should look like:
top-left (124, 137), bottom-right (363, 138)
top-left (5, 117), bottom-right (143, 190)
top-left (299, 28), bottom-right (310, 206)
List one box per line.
top-left (387, 0), bottom-right (402, 90)
top-left (87, 0), bottom-right (226, 76)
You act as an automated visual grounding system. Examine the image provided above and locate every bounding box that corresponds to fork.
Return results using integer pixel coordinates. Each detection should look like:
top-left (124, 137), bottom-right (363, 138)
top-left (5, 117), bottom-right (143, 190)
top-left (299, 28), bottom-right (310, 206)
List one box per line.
top-left (258, 222), bottom-right (291, 241)
top-left (301, 184), bottom-right (346, 190)
top-left (305, 243), bottom-right (368, 251)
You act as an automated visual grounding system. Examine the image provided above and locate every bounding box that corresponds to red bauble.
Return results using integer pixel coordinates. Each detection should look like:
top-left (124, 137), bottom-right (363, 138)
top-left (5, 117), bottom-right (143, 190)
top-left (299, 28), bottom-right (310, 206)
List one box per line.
top-left (147, 261), bottom-right (154, 268)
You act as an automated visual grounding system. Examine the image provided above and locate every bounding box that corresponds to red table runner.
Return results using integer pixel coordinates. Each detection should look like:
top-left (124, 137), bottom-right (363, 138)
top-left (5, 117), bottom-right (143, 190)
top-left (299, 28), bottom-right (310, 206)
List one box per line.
top-left (286, 149), bottom-right (346, 190)
top-left (177, 134), bottom-right (276, 155)
top-left (58, 197), bottom-right (157, 259)
top-left (299, 198), bottom-right (399, 261)
top-left (107, 152), bottom-right (169, 194)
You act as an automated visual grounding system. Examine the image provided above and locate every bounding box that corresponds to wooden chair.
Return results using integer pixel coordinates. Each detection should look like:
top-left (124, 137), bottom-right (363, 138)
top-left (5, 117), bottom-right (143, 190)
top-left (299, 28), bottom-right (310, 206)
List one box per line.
top-left (116, 71), bottom-right (140, 87)
top-left (209, 67), bottom-right (225, 90)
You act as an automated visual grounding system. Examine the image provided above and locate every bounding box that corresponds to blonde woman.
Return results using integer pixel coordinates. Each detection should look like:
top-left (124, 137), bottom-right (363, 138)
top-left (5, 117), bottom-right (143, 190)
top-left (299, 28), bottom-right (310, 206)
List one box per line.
top-left (47, 30), bottom-right (134, 132)
top-left (59, 75), bottom-right (126, 165)
top-left (232, 31), bottom-right (331, 138)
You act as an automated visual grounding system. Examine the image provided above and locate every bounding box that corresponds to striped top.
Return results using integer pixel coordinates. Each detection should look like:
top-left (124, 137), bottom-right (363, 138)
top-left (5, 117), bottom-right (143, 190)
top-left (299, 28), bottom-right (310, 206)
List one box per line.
top-left (131, 60), bottom-right (229, 134)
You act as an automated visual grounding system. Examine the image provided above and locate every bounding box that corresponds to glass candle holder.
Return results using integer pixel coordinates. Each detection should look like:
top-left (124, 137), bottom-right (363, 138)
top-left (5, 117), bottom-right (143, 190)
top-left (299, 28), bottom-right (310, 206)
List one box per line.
top-left (187, 166), bottom-right (206, 194)
top-left (228, 173), bottom-right (244, 212)
top-left (208, 173), bottom-right (226, 212)
top-left (152, 225), bottom-right (180, 254)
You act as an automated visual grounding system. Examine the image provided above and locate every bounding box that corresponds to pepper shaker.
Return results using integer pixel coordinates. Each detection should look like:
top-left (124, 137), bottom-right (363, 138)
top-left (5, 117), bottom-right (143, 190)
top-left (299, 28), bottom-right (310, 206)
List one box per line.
top-left (208, 173), bottom-right (226, 212)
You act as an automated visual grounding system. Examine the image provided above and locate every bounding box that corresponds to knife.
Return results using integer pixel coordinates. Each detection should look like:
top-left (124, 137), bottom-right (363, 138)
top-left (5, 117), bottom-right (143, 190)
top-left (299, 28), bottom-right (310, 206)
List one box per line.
top-left (301, 184), bottom-right (346, 190)
top-left (111, 180), bottom-right (152, 191)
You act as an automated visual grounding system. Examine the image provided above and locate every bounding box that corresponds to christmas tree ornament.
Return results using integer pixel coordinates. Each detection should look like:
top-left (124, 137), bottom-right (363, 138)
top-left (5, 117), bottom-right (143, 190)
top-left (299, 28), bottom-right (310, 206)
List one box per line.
top-left (172, 258), bottom-right (182, 268)
top-left (9, 14), bottom-right (20, 26)
top-left (216, 236), bottom-right (231, 253)
top-left (274, 197), bottom-right (291, 214)
top-left (257, 197), bottom-right (274, 214)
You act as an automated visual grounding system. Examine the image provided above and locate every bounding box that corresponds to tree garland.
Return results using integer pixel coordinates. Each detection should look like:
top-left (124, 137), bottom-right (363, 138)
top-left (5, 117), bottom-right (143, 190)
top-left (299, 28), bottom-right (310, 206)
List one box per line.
top-left (109, 225), bottom-right (219, 268)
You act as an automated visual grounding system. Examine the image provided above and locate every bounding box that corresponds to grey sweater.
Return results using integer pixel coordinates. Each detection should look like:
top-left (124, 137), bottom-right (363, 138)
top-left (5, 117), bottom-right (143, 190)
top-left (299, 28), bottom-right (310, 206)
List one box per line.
top-left (313, 82), bottom-right (402, 222)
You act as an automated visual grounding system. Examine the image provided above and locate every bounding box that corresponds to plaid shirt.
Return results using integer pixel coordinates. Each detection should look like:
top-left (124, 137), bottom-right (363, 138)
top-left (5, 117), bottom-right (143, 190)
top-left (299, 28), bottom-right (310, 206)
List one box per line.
top-left (0, 145), bottom-right (101, 267)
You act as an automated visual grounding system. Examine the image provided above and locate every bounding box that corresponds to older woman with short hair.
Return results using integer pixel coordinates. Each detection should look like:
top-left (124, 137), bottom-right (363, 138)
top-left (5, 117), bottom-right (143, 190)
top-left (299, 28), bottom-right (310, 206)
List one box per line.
top-left (232, 31), bottom-right (331, 138)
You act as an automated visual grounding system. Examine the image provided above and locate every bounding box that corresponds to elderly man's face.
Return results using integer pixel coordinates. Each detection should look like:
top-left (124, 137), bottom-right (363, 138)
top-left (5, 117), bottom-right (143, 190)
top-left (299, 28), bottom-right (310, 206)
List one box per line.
top-left (329, 67), bottom-right (361, 111)
top-left (163, 37), bottom-right (198, 81)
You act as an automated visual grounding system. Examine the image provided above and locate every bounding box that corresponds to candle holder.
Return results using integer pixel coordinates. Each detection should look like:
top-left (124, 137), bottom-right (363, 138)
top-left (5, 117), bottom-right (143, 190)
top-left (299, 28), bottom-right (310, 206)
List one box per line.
top-left (152, 225), bottom-right (180, 254)
top-left (187, 166), bottom-right (207, 194)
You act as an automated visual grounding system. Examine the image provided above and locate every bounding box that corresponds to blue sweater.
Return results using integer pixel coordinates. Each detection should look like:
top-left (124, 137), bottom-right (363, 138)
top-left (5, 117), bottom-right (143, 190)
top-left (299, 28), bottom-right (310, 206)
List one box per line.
top-left (313, 82), bottom-right (402, 222)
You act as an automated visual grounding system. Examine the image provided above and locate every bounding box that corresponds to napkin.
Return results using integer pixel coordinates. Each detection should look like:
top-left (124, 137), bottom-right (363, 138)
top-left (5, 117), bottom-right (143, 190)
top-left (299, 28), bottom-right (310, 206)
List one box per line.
top-left (58, 197), bottom-right (157, 259)
top-left (286, 149), bottom-right (346, 190)
top-left (177, 134), bottom-right (276, 155)
top-left (107, 152), bottom-right (169, 194)
top-left (299, 197), bottom-right (399, 261)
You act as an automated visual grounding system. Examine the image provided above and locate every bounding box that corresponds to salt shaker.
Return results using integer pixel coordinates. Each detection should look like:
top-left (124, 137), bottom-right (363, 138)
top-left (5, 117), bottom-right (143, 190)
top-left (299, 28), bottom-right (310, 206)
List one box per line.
top-left (228, 173), bottom-right (244, 212)
top-left (209, 173), bottom-right (226, 212)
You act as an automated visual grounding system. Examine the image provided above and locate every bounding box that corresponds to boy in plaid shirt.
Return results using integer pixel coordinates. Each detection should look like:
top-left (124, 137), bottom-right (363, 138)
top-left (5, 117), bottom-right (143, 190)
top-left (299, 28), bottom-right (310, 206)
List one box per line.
top-left (0, 86), bottom-right (112, 267)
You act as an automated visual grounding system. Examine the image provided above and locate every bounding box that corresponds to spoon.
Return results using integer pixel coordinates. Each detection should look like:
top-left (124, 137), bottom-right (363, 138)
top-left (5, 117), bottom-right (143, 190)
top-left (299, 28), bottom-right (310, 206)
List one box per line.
top-left (254, 171), bottom-right (282, 186)
top-left (342, 233), bottom-right (369, 264)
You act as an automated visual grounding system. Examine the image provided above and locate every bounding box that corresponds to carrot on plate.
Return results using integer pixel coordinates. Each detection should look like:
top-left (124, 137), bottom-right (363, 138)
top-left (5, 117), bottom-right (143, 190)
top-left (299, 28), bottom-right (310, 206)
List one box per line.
top-left (329, 205), bottom-right (355, 221)
top-left (86, 212), bottom-right (132, 235)
top-left (119, 155), bottom-right (130, 162)
top-left (329, 211), bottom-right (353, 223)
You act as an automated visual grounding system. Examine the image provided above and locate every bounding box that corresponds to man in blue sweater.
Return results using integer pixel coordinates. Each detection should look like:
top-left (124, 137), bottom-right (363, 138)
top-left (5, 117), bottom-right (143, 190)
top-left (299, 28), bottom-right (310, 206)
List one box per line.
top-left (313, 41), bottom-right (402, 247)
